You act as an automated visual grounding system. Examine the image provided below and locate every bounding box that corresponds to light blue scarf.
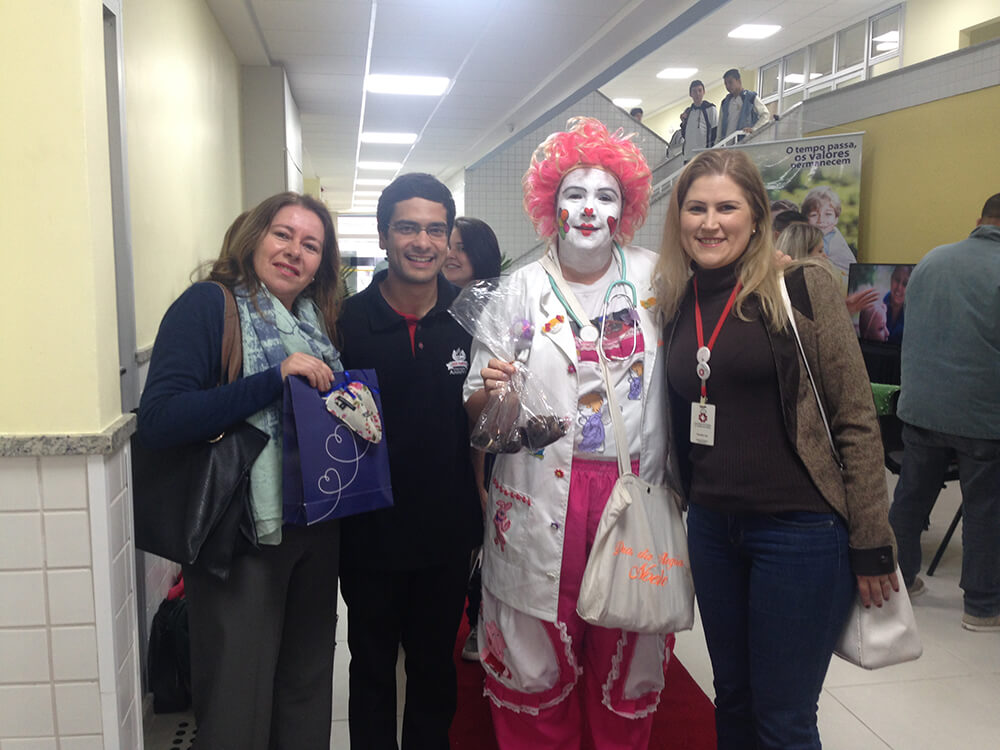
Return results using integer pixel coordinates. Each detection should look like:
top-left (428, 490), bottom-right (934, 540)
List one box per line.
top-left (235, 285), bottom-right (342, 545)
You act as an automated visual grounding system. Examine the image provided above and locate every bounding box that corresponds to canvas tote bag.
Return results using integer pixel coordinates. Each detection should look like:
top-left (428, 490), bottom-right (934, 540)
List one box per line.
top-left (541, 255), bottom-right (695, 634)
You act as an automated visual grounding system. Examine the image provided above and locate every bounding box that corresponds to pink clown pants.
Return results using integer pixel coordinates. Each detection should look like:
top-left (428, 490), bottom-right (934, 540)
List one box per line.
top-left (481, 458), bottom-right (675, 750)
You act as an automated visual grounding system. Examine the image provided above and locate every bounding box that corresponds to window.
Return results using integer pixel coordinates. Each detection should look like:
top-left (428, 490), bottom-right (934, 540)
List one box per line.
top-left (870, 7), bottom-right (901, 59)
top-left (757, 5), bottom-right (903, 114)
top-left (837, 21), bottom-right (866, 70)
top-left (783, 50), bottom-right (806, 90)
top-left (809, 36), bottom-right (834, 80)
top-left (760, 62), bottom-right (780, 98)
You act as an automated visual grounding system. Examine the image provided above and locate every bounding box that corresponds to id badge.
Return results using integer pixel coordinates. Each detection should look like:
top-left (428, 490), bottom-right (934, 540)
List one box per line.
top-left (690, 402), bottom-right (716, 446)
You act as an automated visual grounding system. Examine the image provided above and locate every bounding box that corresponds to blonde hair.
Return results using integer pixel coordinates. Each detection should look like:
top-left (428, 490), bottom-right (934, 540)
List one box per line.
top-left (652, 149), bottom-right (787, 330)
top-left (776, 222), bottom-right (825, 260)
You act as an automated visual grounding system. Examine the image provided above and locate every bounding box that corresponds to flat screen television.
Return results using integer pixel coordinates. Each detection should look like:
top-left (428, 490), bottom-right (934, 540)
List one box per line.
top-left (846, 263), bottom-right (914, 346)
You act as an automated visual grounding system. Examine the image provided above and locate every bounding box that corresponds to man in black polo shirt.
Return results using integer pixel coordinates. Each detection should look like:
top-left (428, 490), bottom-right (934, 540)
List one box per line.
top-left (338, 172), bottom-right (482, 749)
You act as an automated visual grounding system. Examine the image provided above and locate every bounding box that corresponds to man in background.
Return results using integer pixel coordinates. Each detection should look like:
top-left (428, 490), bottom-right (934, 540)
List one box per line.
top-left (680, 79), bottom-right (717, 162)
top-left (629, 106), bottom-right (644, 123)
top-left (719, 68), bottom-right (771, 141)
top-left (889, 193), bottom-right (1000, 632)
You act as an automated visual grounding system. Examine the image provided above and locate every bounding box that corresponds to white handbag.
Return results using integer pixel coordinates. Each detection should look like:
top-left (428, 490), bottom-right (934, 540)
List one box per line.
top-left (781, 277), bottom-right (922, 669)
top-left (541, 255), bottom-right (695, 634)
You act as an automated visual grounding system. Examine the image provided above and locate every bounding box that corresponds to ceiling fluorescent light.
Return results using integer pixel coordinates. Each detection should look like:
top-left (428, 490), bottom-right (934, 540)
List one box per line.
top-left (656, 67), bottom-right (698, 79)
top-left (366, 74), bottom-right (450, 96)
top-left (876, 42), bottom-right (899, 52)
top-left (612, 97), bottom-right (642, 108)
top-left (357, 161), bottom-right (402, 171)
top-left (360, 132), bottom-right (418, 145)
top-left (355, 178), bottom-right (390, 186)
top-left (354, 190), bottom-right (383, 197)
top-left (785, 73), bottom-right (805, 84)
top-left (728, 24), bottom-right (781, 40)
top-left (872, 31), bottom-right (899, 43)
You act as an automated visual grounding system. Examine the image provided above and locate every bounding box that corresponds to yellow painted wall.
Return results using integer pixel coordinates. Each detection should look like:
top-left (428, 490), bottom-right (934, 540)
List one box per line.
top-left (808, 85), bottom-right (1000, 264)
top-left (124, 0), bottom-right (243, 349)
top-left (904, 0), bottom-right (1000, 66)
top-left (0, 0), bottom-right (121, 433)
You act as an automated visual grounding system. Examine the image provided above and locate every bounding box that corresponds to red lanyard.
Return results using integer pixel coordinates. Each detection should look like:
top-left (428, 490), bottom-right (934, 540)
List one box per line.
top-left (693, 278), bottom-right (742, 403)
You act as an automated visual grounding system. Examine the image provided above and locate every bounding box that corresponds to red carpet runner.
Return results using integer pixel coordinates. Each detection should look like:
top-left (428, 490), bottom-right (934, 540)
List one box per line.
top-left (449, 616), bottom-right (717, 749)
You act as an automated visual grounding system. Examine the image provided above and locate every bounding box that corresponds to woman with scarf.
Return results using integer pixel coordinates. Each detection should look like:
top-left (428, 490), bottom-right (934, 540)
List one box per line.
top-left (138, 192), bottom-right (342, 750)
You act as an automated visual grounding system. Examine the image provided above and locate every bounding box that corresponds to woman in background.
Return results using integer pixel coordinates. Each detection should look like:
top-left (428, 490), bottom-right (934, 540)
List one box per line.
top-left (138, 192), bottom-right (343, 750)
top-left (444, 215), bottom-right (504, 662)
top-left (444, 216), bottom-right (503, 287)
top-left (654, 149), bottom-right (896, 750)
top-left (883, 264), bottom-right (911, 344)
top-left (775, 221), bottom-right (825, 260)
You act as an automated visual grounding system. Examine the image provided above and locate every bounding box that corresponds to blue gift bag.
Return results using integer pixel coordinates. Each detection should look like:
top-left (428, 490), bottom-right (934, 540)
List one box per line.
top-left (282, 370), bottom-right (393, 525)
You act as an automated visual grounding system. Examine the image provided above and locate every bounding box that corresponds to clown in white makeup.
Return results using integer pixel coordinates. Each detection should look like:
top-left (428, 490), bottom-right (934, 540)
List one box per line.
top-left (555, 167), bottom-right (623, 280)
top-left (463, 118), bottom-right (675, 749)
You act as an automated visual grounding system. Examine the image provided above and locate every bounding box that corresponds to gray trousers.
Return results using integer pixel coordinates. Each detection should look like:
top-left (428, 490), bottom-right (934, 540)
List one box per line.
top-left (890, 423), bottom-right (1000, 617)
top-left (184, 521), bottom-right (340, 750)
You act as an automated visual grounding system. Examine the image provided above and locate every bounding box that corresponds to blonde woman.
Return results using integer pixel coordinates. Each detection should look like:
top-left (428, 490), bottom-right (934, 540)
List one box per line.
top-left (654, 149), bottom-right (897, 749)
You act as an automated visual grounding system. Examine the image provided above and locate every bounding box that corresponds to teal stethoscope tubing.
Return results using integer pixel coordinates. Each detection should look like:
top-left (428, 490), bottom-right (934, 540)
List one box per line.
top-left (546, 242), bottom-right (638, 331)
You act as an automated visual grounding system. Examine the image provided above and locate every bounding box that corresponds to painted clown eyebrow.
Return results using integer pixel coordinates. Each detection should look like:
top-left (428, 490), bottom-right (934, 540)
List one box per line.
top-left (560, 183), bottom-right (620, 198)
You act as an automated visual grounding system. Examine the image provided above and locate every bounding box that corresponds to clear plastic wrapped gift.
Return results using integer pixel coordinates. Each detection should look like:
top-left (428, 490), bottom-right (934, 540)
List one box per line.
top-left (450, 279), bottom-right (570, 453)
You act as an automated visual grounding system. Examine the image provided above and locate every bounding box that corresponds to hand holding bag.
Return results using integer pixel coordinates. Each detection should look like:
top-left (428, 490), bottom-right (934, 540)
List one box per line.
top-left (282, 369), bottom-right (394, 525)
top-left (541, 255), bottom-right (695, 634)
top-left (780, 276), bottom-right (922, 669)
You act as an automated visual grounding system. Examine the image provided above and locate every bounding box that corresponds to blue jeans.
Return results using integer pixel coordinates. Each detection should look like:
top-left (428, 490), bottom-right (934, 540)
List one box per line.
top-left (889, 423), bottom-right (1000, 617)
top-left (687, 504), bottom-right (855, 750)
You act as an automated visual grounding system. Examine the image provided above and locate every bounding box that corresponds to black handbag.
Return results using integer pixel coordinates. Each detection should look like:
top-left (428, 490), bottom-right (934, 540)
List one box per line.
top-left (132, 283), bottom-right (268, 580)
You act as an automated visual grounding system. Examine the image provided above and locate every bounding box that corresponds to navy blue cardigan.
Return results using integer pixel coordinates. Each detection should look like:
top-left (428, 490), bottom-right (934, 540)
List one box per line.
top-left (137, 282), bottom-right (283, 450)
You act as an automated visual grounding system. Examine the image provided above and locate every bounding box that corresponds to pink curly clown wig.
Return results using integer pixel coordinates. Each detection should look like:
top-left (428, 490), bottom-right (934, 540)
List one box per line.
top-left (523, 116), bottom-right (652, 245)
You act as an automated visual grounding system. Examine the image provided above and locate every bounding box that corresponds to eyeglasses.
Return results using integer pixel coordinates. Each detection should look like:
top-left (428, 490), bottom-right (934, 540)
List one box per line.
top-left (389, 221), bottom-right (449, 239)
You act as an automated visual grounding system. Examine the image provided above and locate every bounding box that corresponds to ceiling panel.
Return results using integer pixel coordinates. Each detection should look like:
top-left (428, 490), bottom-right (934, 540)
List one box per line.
top-left (208, 0), bottom-right (903, 210)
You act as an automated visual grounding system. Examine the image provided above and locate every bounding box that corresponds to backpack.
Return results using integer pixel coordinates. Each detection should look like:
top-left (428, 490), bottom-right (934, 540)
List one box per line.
top-left (147, 596), bottom-right (192, 713)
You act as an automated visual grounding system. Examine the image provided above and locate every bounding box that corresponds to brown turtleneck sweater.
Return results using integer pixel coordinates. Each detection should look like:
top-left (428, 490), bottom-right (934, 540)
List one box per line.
top-left (666, 261), bottom-right (830, 515)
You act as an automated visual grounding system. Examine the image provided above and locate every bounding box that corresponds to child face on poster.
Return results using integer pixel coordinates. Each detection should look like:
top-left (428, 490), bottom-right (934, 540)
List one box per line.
top-left (807, 198), bottom-right (839, 235)
top-left (859, 303), bottom-right (889, 342)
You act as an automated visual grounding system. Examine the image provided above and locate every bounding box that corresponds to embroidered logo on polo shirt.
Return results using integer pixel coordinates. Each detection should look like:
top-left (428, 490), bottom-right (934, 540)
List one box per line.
top-left (446, 348), bottom-right (469, 375)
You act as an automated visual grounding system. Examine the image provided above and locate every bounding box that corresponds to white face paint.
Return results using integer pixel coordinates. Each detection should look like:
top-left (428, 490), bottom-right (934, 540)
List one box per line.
top-left (555, 167), bottom-right (622, 276)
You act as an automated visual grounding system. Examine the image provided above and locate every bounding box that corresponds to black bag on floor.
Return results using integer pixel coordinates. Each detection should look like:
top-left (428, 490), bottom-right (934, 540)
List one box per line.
top-left (147, 597), bottom-right (192, 713)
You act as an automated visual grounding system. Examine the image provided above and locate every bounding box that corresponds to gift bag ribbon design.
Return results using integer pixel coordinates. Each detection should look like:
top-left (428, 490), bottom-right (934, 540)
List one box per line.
top-left (283, 370), bottom-right (394, 525)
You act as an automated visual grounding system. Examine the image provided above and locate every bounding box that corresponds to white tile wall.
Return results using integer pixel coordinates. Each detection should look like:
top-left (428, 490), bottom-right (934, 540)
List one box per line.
top-left (0, 513), bottom-right (44, 569)
top-left (0, 684), bottom-right (55, 737)
top-left (43, 512), bottom-right (92, 568)
top-left (1, 737), bottom-right (59, 750)
top-left (50, 626), bottom-right (99, 682)
top-left (47, 569), bottom-right (96, 625)
top-left (58, 736), bottom-right (104, 750)
top-left (39, 457), bottom-right (89, 511)
top-left (0, 458), bottom-right (40, 511)
top-left (54, 682), bottom-right (103, 736)
top-left (0, 629), bottom-right (50, 683)
top-left (0, 571), bottom-right (47, 627)
top-left (0, 440), bottom-right (142, 749)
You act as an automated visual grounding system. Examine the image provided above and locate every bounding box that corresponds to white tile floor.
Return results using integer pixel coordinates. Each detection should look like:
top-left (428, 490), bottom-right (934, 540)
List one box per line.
top-left (146, 470), bottom-right (1000, 749)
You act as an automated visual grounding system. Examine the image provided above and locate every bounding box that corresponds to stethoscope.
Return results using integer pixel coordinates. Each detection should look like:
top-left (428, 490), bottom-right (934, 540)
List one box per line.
top-left (546, 242), bottom-right (640, 358)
